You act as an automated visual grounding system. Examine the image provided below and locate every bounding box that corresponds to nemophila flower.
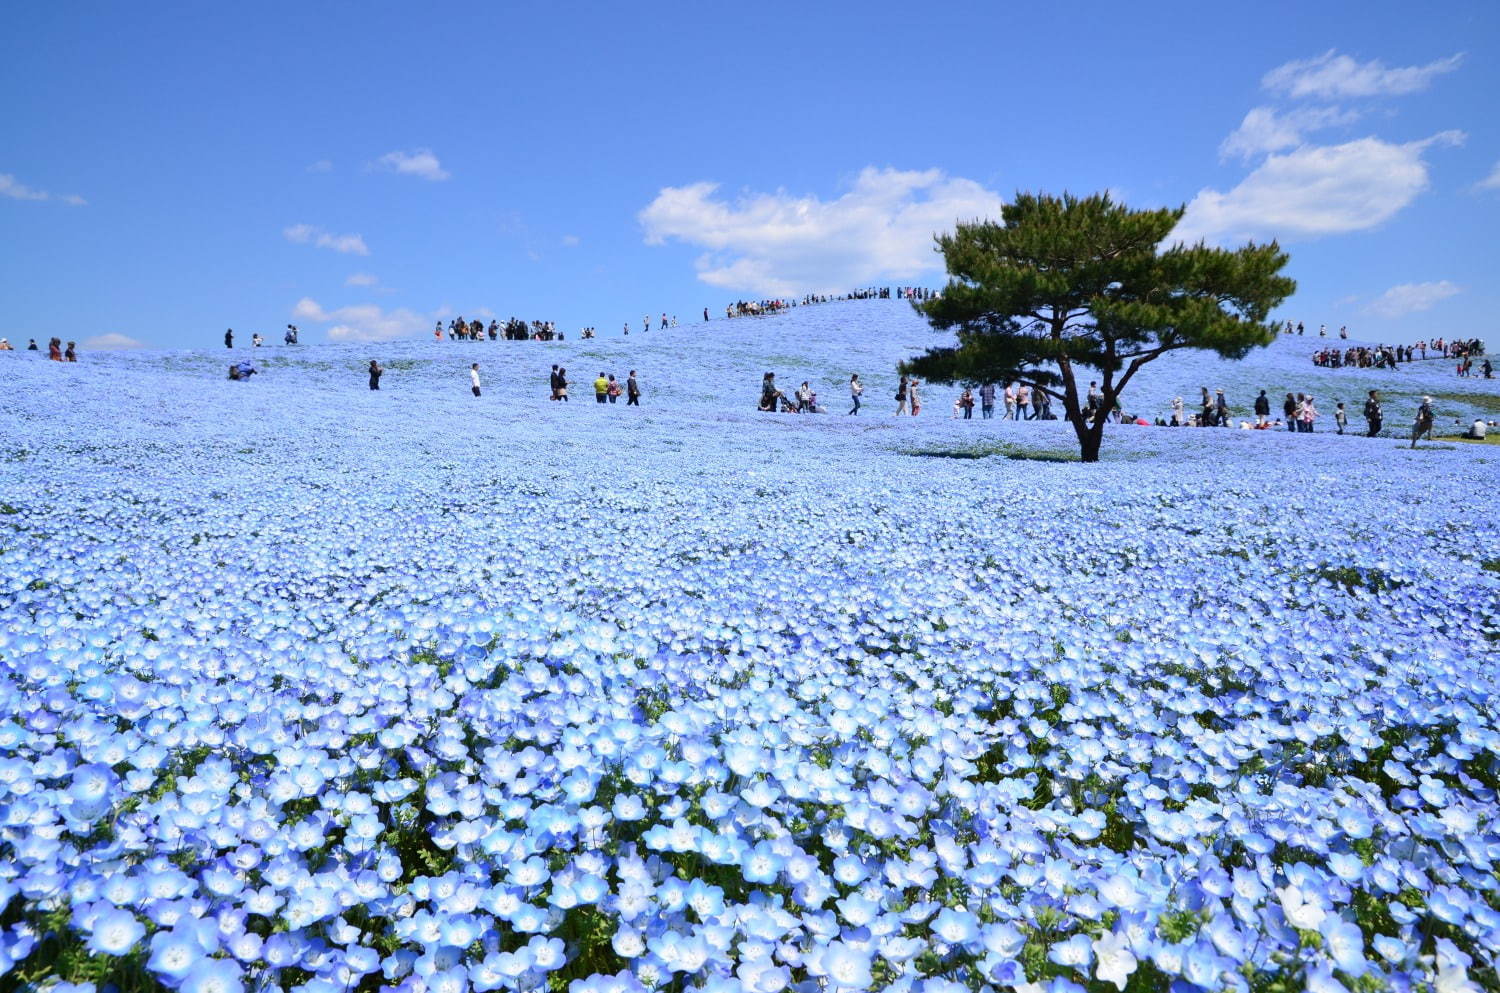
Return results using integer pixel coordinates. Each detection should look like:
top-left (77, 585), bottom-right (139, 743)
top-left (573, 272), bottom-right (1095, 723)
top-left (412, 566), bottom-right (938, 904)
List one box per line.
top-left (819, 940), bottom-right (873, 989)
top-left (1049, 933), bottom-right (1093, 969)
top-left (86, 908), bottom-right (144, 956)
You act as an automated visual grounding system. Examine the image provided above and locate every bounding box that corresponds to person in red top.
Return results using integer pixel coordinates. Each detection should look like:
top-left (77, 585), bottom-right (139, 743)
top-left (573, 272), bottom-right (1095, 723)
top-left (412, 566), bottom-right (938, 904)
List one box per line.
top-left (48, 337), bottom-right (62, 361)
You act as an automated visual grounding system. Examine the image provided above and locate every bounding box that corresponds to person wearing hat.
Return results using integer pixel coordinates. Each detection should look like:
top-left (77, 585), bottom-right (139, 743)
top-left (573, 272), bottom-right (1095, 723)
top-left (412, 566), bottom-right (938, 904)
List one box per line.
top-left (0, 339), bottom-right (12, 351)
top-left (1411, 396), bottom-right (1434, 447)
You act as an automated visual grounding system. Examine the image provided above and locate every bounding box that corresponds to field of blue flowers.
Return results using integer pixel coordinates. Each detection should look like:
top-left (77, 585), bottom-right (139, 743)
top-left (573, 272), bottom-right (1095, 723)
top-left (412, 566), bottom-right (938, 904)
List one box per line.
top-left (1, 300), bottom-right (1498, 993)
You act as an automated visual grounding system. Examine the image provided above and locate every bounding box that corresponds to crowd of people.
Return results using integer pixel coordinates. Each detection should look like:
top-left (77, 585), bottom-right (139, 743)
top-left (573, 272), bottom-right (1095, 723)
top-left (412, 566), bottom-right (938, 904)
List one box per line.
top-left (727, 288), bottom-right (936, 319)
top-left (0, 337), bottom-right (77, 360)
top-left (751, 368), bottom-right (1487, 448)
top-left (1311, 337), bottom-right (1488, 376)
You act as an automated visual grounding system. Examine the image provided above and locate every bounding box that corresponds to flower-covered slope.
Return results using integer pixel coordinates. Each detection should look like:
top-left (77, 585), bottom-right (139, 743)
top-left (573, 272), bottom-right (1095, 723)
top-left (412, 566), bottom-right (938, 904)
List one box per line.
top-left (0, 301), bottom-right (1497, 993)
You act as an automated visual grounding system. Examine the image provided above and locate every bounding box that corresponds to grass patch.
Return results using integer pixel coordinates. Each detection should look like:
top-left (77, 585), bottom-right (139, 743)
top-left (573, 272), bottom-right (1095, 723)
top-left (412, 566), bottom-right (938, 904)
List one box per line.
top-left (904, 442), bottom-right (1079, 463)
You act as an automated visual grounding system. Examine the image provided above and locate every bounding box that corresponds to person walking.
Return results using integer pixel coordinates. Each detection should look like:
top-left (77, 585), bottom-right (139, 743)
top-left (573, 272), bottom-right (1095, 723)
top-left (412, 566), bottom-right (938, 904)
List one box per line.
top-left (979, 382), bottom-right (996, 419)
top-left (627, 370), bottom-right (640, 406)
top-left (703, 307), bottom-right (709, 322)
top-left (1334, 402), bottom-right (1347, 435)
top-left (1254, 390), bottom-right (1270, 427)
top-left (1364, 390), bottom-right (1383, 437)
top-left (848, 374), bottom-right (863, 415)
top-left (909, 377), bottom-right (921, 416)
top-left (224, 329), bottom-right (234, 349)
top-left (607, 375), bottom-right (622, 403)
top-left (555, 367), bottom-right (569, 401)
top-left (1003, 383), bottom-right (1016, 421)
top-left (1016, 383), bottom-right (1032, 420)
top-left (470, 363), bottom-right (481, 397)
top-left (895, 375), bottom-right (909, 416)
top-left (1214, 389), bottom-right (1229, 427)
top-left (594, 372), bottom-right (609, 404)
top-left (1411, 396), bottom-right (1435, 447)
top-left (368, 359), bottom-right (383, 390)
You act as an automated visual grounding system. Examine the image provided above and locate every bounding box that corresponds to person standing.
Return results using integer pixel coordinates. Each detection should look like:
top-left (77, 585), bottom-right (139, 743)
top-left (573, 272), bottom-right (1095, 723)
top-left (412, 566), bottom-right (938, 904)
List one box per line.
top-left (252, 333), bottom-right (263, 348)
top-left (1214, 389), bottom-right (1229, 428)
top-left (27, 338), bottom-right (38, 351)
top-left (1172, 396), bottom-right (1185, 426)
top-left (978, 382), bottom-right (996, 419)
top-left (224, 328), bottom-right (234, 349)
top-left (1002, 383), bottom-right (1016, 421)
top-left (848, 373), bottom-right (863, 415)
top-left (48, 337), bottom-right (62, 361)
top-left (368, 360), bottom-right (383, 391)
top-left (1299, 394), bottom-right (1318, 433)
top-left (795, 381), bottom-right (813, 413)
top-left (909, 377), bottom-right (921, 416)
top-left (627, 370), bottom-right (641, 406)
top-left (594, 372), bottom-right (609, 403)
top-left (556, 367), bottom-right (569, 401)
top-left (549, 364), bottom-right (561, 400)
top-left (703, 307), bottom-right (709, 322)
top-left (1254, 390), bottom-right (1270, 427)
top-left (958, 388), bottom-right (975, 419)
top-left (1364, 390), bottom-right (1382, 437)
top-left (1283, 393), bottom-right (1297, 432)
top-left (607, 375), bottom-right (622, 403)
top-left (895, 375), bottom-right (909, 416)
top-left (64, 341), bottom-right (77, 362)
top-left (1334, 402), bottom-right (1347, 435)
top-left (469, 363), bottom-right (481, 397)
top-left (1016, 383), bottom-right (1032, 420)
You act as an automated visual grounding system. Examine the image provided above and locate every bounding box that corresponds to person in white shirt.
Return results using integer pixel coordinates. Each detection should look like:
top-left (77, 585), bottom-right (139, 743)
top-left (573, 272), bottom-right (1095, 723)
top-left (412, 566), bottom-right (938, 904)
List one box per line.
top-left (470, 363), bottom-right (481, 397)
top-left (1463, 418), bottom-right (1487, 440)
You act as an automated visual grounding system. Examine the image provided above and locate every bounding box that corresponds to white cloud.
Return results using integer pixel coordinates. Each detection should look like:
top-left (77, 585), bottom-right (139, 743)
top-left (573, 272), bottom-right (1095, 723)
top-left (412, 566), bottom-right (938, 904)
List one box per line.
top-left (375, 148), bottom-right (449, 181)
top-left (82, 332), bottom-right (145, 350)
top-left (306, 159), bottom-right (333, 173)
top-left (1, 173), bottom-right (86, 205)
top-left (1363, 280), bottom-right (1460, 319)
top-left (283, 223), bottom-right (369, 255)
top-left (639, 167), bottom-right (1004, 297)
top-left (1474, 160), bottom-right (1500, 192)
top-left (292, 297), bottom-right (429, 342)
top-left (345, 272), bottom-right (380, 287)
top-left (1219, 106), bottom-right (1361, 160)
top-left (1263, 51), bottom-right (1463, 99)
top-left (1175, 131), bottom-right (1464, 244)
top-left (561, 234), bottom-right (580, 247)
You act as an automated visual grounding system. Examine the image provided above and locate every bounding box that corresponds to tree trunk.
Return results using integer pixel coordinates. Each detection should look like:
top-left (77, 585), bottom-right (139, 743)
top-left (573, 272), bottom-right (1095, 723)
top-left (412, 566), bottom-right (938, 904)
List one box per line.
top-left (1065, 405), bottom-right (1106, 462)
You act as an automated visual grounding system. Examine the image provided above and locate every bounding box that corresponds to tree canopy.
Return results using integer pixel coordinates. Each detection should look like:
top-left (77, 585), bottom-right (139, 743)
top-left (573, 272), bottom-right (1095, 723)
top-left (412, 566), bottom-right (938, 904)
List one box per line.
top-left (905, 192), bottom-right (1296, 462)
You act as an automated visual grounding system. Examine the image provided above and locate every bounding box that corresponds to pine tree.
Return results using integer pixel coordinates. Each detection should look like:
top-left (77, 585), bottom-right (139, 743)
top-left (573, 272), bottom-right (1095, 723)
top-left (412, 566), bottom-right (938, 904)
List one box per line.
top-left (906, 192), bottom-right (1296, 462)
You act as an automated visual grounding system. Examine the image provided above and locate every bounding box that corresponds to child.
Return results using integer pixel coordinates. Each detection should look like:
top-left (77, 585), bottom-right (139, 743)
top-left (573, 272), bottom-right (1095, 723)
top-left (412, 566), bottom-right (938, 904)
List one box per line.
top-left (1334, 402), bottom-right (1347, 435)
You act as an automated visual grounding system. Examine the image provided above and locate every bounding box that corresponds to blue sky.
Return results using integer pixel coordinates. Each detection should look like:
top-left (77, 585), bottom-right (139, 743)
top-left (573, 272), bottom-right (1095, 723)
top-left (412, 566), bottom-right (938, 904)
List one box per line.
top-left (3, 1), bottom-right (1497, 349)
